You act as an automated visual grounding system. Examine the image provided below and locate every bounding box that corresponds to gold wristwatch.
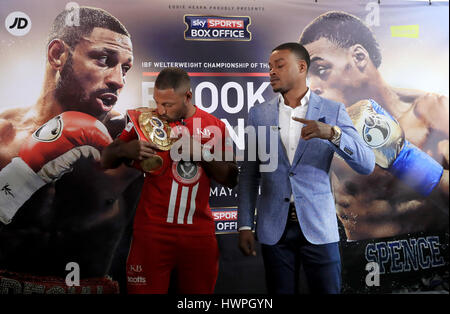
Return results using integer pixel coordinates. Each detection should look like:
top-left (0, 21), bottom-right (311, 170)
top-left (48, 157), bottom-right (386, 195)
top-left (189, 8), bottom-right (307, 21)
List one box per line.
top-left (329, 125), bottom-right (342, 145)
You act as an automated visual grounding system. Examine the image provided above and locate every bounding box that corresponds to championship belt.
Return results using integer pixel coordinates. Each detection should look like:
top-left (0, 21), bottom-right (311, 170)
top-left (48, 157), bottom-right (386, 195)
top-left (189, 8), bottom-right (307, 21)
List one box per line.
top-left (126, 107), bottom-right (176, 173)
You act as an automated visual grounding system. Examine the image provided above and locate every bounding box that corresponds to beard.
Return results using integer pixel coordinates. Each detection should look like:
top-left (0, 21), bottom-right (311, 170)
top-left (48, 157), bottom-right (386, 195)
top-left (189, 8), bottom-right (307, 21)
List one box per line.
top-left (166, 110), bottom-right (184, 123)
top-left (271, 80), bottom-right (289, 94)
top-left (54, 53), bottom-right (109, 121)
top-left (161, 101), bottom-right (188, 123)
top-left (272, 86), bottom-right (289, 95)
top-left (272, 86), bottom-right (282, 93)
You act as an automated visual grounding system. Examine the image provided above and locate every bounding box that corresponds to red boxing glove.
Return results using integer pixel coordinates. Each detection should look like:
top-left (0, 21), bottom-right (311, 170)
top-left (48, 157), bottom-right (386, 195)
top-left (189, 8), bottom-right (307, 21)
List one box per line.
top-left (21, 111), bottom-right (112, 174)
top-left (0, 111), bottom-right (112, 224)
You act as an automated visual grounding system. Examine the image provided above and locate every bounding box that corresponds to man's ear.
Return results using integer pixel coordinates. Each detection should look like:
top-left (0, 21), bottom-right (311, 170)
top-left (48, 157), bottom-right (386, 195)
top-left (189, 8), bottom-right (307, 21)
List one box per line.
top-left (185, 90), bottom-right (193, 102)
top-left (47, 39), bottom-right (70, 71)
top-left (350, 44), bottom-right (369, 72)
top-left (297, 59), bottom-right (308, 74)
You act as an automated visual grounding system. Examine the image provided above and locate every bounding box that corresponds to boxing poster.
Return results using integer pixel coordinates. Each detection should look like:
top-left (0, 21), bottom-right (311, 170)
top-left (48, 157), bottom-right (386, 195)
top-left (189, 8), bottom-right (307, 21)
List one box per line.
top-left (0, 0), bottom-right (448, 294)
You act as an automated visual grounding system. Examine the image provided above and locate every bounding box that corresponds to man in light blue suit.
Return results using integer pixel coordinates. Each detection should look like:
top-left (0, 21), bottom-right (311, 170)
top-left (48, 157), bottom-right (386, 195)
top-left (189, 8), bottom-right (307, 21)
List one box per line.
top-left (237, 43), bottom-right (375, 294)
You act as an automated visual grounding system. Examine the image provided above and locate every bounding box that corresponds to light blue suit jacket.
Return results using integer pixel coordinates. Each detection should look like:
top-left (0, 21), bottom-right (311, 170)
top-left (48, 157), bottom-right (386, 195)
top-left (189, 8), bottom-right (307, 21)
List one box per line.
top-left (237, 92), bottom-right (375, 245)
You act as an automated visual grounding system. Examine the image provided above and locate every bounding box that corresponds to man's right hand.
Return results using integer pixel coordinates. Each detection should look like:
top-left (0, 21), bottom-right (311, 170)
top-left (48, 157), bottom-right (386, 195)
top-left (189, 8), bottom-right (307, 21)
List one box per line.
top-left (239, 229), bottom-right (256, 256)
top-left (120, 139), bottom-right (158, 161)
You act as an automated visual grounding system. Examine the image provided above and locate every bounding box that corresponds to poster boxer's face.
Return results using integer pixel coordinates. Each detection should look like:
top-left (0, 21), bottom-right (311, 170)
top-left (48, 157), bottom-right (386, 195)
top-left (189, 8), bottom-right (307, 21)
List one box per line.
top-left (305, 37), bottom-right (363, 105)
top-left (153, 87), bottom-right (190, 123)
top-left (269, 49), bottom-right (305, 94)
top-left (55, 27), bottom-right (133, 121)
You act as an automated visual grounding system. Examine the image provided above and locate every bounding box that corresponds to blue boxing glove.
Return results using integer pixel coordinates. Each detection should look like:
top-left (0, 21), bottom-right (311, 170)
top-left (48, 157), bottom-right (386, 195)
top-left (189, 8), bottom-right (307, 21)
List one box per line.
top-left (347, 99), bottom-right (443, 196)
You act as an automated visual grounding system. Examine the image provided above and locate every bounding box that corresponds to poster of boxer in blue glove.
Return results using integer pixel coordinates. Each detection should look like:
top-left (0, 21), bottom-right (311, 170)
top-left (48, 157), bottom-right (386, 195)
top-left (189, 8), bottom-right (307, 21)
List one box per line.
top-left (0, 0), bottom-right (448, 294)
top-left (297, 8), bottom-right (448, 293)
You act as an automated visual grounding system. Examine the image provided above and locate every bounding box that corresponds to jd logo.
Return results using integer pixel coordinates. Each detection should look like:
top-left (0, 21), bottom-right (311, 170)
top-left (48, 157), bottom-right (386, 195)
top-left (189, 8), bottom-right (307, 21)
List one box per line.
top-left (5, 12), bottom-right (31, 36)
top-left (9, 17), bottom-right (28, 29)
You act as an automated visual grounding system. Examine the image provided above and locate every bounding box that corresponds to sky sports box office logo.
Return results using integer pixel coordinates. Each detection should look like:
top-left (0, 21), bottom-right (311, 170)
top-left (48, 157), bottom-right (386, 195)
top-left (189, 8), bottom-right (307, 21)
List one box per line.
top-left (184, 15), bottom-right (251, 41)
top-left (212, 208), bottom-right (238, 234)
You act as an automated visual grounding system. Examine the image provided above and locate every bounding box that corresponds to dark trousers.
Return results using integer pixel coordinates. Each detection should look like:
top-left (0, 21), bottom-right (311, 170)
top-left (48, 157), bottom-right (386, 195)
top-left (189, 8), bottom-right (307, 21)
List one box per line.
top-left (261, 220), bottom-right (341, 294)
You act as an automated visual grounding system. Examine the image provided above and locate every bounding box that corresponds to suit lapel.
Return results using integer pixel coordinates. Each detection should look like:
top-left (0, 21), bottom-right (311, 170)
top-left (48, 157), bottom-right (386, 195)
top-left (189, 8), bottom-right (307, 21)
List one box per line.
top-left (291, 92), bottom-right (323, 168)
top-left (264, 96), bottom-right (279, 127)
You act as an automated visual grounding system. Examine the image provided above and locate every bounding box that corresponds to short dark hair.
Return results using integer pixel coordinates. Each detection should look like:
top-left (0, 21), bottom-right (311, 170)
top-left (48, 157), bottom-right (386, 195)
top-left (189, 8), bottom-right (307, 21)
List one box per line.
top-left (155, 68), bottom-right (191, 93)
top-left (299, 11), bottom-right (382, 68)
top-left (47, 6), bottom-right (130, 48)
top-left (272, 42), bottom-right (311, 69)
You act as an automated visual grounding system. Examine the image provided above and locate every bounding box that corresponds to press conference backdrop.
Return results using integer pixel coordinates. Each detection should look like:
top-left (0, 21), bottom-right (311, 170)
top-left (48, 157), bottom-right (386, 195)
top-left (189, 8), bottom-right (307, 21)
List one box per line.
top-left (0, 0), bottom-right (448, 293)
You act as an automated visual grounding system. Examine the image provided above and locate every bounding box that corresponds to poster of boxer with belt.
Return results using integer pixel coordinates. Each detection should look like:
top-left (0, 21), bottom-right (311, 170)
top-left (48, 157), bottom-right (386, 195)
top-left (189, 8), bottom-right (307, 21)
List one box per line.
top-left (0, 0), bottom-right (448, 294)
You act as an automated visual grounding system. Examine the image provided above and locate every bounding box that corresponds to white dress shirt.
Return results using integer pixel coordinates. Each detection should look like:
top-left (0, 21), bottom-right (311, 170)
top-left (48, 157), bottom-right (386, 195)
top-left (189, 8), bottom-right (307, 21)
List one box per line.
top-left (278, 88), bottom-right (310, 165)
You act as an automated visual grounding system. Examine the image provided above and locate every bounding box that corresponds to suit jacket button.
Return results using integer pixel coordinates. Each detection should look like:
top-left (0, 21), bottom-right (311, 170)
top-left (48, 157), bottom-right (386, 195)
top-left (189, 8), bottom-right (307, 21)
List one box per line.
top-left (289, 172), bottom-right (294, 177)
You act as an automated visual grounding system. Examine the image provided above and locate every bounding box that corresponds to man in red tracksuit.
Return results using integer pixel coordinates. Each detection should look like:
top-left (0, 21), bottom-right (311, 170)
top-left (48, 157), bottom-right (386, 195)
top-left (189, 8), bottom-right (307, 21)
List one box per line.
top-left (101, 67), bottom-right (238, 293)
